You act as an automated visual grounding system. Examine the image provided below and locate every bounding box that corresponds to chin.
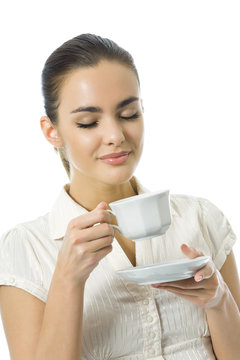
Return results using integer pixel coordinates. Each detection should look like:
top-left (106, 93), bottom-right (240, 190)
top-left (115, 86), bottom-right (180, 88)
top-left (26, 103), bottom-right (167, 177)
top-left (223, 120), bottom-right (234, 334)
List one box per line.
top-left (100, 170), bottom-right (135, 185)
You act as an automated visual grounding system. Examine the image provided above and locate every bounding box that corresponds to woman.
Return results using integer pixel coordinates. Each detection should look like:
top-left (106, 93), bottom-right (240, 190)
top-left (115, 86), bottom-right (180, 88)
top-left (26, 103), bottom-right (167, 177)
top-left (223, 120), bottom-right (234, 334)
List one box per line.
top-left (0, 33), bottom-right (239, 360)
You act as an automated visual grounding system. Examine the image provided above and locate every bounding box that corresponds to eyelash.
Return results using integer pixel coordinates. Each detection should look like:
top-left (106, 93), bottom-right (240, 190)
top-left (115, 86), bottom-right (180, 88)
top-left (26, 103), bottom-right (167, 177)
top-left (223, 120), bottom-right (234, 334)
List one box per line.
top-left (76, 112), bottom-right (140, 129)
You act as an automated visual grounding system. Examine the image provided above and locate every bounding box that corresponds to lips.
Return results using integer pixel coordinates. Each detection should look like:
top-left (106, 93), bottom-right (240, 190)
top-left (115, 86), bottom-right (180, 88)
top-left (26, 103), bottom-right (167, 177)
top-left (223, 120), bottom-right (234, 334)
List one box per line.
top-left (99, 151), bottom-right (131, 160)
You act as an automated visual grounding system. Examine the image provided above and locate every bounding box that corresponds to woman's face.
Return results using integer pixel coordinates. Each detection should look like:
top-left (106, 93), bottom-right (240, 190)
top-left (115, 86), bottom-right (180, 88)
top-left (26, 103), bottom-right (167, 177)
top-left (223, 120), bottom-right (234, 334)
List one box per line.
top-left (56, 60), bottom-right (144, 185)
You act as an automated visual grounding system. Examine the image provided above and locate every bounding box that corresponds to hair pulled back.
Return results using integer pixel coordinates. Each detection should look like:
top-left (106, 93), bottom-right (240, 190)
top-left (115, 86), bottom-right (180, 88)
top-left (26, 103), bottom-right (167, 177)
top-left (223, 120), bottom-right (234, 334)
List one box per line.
top-left (41, 33), bottom-right (140, 178)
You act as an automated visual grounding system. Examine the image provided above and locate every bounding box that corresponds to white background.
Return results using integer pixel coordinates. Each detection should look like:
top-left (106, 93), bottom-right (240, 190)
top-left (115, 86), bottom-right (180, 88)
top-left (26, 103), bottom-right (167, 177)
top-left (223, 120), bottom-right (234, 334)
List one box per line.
top-left (0, 0), bottom-right (239, 358)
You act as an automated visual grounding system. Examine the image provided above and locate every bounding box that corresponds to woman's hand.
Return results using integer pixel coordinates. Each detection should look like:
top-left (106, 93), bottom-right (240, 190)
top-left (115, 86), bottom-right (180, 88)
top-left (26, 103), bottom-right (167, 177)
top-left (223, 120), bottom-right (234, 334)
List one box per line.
top-left (151, 244), bottom-right (227, 309)
top-left (56, 201), bottom-right (115, 288)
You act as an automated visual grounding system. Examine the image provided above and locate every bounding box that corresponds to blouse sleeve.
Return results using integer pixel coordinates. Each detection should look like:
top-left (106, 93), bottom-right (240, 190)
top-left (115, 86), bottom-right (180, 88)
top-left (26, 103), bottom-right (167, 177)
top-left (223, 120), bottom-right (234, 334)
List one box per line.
top-left (199, 198), bottom-right (237, 270)
top-left (0, 225), bottom-right (47, 302)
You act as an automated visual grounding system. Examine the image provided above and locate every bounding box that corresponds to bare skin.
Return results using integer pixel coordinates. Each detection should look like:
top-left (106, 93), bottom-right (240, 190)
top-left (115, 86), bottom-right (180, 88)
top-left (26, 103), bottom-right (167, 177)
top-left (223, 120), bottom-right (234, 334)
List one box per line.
top-left (152, 244), bottom-right (240, 359)
top-left (41, 60), bottom-right (144, 211)
top-left (40, 60), bottom-right (240, 358)
top-left (1, 60), bottom-right (240, 359)
top-left (40, 60), bottom-right (144, 266)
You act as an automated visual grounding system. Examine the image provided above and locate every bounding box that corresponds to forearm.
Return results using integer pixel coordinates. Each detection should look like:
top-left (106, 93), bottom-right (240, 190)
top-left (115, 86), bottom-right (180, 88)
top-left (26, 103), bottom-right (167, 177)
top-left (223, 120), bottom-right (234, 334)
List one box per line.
top-left (205, 282), bottom-right (240, 360)
top-left (35, 267), bottom-right (84, 360)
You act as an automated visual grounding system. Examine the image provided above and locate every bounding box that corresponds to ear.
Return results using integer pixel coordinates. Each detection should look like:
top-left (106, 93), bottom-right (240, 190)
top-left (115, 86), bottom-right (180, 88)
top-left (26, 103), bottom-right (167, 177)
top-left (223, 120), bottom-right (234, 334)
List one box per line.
top-left (40, 116), bottom-right (64, 148)
top-left (140, 98), bottom-right (144, 113)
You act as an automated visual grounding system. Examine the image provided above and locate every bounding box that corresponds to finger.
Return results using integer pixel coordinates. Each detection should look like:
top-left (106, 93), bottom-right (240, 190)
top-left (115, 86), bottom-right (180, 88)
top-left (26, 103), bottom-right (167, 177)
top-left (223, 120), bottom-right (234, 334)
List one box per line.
top-left (68, 207), bottom-right (113, 231)
top-left (159, 288), bottom-right (205, 306)
top-left (160, 286), bottom-right (205, 297)
top-left (194, 261), bottom-right (215, 282)
top-left (71, 222), bottom-right (115, 244)
top-left (83, 235), bottom-right (114, 252)
top-left (97, 201), bottom-right (108, 209)
top-left (181, 244), bottom-right (204, 259)
top-left (162, 288), bottom-right (197, 300)
top-left (153, 278), bottom-right (207, 289)
top-left (92, 243), bottom-right (113, 262)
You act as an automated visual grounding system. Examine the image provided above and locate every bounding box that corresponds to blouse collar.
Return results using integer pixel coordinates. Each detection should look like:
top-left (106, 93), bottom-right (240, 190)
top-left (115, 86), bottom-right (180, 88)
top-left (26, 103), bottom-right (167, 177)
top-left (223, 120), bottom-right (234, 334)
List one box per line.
top-left (49, 175), bottom-right (177, 241)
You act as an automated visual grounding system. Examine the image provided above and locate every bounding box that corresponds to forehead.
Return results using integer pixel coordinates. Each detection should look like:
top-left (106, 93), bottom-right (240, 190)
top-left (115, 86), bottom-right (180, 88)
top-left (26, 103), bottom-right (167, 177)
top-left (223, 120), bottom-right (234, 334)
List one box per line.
top-left (58, 60), bottom-right (140, 113)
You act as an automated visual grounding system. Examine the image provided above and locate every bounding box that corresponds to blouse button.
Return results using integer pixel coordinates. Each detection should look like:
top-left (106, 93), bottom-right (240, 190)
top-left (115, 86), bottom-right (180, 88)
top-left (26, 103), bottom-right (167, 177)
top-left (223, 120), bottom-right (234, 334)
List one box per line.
top-left (143, 299), bottom-right (149, 305)
top-left (9, 277), bottom-right (15, 284)
top-left (148, 348), bottom-right (155, 356)
top-left (224, 244), bottom-right (231, 252)
top-left (147, 315), bottom-right (153, 323)
top-left (149, 331), bottom-right (156, 339)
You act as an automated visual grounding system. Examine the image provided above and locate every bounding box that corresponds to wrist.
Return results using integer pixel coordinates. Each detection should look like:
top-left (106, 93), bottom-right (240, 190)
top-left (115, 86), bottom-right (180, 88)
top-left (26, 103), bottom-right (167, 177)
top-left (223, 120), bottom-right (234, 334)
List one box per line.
top-left (54, 264), bottom-right (86, 293)
top-left (204, 281), bottom-right (229, 312)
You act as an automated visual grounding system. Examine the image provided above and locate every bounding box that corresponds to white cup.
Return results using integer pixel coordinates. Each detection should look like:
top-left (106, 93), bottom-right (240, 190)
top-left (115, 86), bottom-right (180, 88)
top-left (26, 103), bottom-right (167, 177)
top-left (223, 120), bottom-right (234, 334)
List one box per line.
top-left (106, 190), bottom-right (172, 241)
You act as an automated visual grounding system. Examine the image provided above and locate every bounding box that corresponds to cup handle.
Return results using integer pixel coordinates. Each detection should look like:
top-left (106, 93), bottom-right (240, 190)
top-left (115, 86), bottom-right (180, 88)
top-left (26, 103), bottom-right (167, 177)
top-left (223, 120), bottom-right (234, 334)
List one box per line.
top-left (106, 209), bottom-right (116, 217)
top-left (106, 209), bottom-right (123, 234)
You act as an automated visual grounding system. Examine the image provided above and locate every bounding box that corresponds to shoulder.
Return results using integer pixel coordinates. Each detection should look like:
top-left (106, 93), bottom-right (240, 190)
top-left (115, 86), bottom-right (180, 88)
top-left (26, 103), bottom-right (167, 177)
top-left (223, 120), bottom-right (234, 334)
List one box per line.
top-left (170, 193), bottom-right (237, 269)
top-left (0, 212), bottom-right (52, 261)
top-left (170, 192), bottom-right (207, 218)
top-left (0, 216), bottom-right (51, 302)
top-left (18, 212), bottom-right (50, 240)
top-left (170, 192), bottom-right (236, 239)
top-left (1, 212), bottom-right (49, 240)
top-left (170, 192), bottom-right (228, 218)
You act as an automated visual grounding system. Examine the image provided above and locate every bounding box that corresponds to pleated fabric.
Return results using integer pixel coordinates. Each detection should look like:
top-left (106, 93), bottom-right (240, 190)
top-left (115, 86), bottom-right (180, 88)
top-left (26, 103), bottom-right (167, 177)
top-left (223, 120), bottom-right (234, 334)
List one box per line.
top-left (0, 175), bottom-right (237, 359)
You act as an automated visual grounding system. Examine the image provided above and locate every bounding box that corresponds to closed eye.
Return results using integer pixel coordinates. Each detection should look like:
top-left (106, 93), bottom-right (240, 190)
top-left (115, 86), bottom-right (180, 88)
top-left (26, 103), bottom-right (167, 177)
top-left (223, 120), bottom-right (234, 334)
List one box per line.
top-left (121, 112), bottom-right (139, 120)
top-left (76, 112), bottom-right (140, 129)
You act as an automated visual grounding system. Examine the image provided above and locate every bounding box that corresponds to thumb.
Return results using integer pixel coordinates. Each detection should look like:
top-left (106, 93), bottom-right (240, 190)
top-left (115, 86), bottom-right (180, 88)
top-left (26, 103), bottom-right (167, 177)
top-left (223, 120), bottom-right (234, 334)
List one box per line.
top-left (96, 201), bottom-right (108, 209)
top-left (181, 243), bottom-right (204, 259)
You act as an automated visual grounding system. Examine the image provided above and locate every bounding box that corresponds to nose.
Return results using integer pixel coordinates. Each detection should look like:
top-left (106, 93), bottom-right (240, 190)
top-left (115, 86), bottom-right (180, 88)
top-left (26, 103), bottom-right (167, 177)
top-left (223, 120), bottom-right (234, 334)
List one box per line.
top-left (102, 117), bottom-right (125, 146)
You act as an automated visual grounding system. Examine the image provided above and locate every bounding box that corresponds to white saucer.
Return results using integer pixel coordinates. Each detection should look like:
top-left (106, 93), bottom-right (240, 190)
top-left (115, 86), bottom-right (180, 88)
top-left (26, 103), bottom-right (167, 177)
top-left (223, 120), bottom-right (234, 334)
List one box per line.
top-left (116, 256), bottom-right (211, 285)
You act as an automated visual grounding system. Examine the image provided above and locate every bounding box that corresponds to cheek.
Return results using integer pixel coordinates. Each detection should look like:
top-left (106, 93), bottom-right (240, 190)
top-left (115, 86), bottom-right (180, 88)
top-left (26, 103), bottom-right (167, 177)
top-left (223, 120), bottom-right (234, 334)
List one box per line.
top-left (129, 121), bottom-right (144, 143)
top-left (68, 132), bottom-right (100, 158)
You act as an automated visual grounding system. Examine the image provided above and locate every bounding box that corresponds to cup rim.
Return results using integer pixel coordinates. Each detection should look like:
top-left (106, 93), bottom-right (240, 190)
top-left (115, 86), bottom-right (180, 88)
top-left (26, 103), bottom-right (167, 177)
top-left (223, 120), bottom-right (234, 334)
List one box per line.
top-left (109, 189), bottom-right (169, 206)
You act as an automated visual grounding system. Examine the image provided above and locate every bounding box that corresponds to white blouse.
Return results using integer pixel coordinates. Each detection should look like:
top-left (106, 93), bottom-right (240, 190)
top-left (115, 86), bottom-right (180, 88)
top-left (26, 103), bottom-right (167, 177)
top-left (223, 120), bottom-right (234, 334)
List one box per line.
top-left (0, 176), bottom-right (237, 360)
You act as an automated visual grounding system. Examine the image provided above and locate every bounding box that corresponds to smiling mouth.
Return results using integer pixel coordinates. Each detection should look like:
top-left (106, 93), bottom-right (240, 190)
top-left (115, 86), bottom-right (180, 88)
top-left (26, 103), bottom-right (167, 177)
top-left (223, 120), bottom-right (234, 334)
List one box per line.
top-left (99, 151), bottom-right (131, 160)
top-left (99, 152), bottom-right (131, 164)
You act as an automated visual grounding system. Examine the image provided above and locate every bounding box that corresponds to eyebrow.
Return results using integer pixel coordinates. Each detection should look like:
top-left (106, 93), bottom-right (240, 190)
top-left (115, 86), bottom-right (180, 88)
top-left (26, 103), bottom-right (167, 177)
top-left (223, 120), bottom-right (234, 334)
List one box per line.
top-left (70, 96), bottom-right (139, 114)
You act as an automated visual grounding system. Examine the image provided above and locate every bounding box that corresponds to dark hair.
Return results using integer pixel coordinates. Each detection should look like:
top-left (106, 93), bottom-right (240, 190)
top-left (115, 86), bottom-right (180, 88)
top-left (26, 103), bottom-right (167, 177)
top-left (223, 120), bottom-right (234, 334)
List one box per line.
top-left (41, 33), bottom-right (140, 178)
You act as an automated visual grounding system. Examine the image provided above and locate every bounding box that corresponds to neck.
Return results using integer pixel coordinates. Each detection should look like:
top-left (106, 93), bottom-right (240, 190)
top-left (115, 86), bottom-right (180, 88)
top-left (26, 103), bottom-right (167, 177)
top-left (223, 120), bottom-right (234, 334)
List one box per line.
top-left (67, 174), bottom-right (138, 211)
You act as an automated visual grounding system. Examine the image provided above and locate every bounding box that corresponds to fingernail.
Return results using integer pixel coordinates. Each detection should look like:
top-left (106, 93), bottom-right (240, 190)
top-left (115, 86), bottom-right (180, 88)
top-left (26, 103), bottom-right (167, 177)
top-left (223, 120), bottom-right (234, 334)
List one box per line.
top-left (195, 275), bottom-right (203, 282)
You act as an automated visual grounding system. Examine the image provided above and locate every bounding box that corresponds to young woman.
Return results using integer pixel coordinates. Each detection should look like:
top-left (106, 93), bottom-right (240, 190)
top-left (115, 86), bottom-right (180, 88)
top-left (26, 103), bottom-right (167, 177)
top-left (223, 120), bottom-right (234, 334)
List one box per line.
top-left (0, 33), bottom-right (239, 360)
